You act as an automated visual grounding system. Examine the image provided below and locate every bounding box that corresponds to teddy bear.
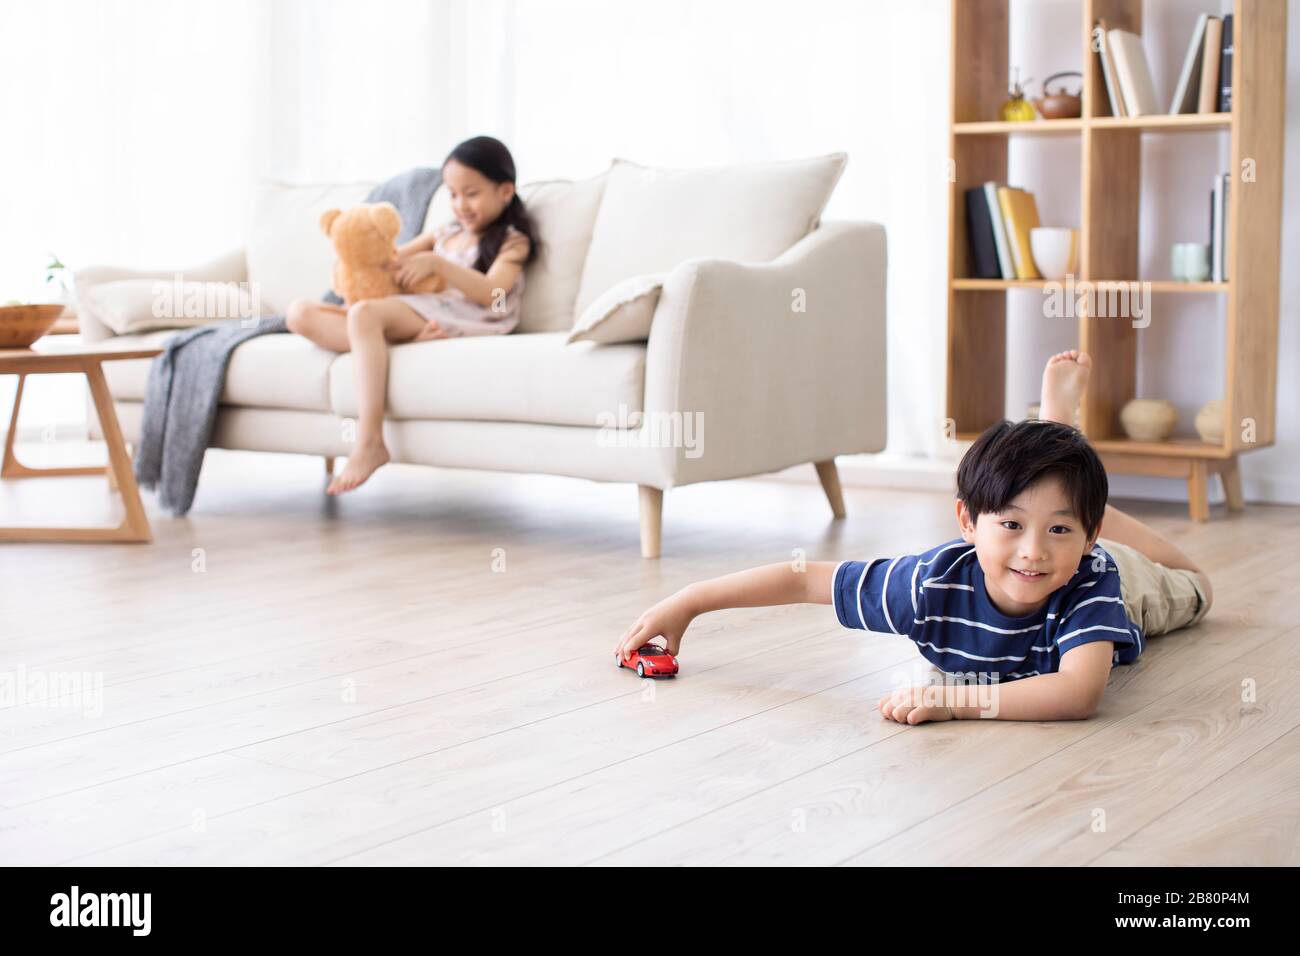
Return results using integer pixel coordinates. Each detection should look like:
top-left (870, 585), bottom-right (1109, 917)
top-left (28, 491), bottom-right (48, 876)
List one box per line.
top-left (319, 201), bottom-right (446, 306)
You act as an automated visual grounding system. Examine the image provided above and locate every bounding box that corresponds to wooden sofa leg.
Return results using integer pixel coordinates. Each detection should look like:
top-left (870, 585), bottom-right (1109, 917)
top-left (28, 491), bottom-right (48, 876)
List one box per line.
top-left (814, 459), bottom-right (846, 519)
top-left (324, 456), bottom-right (336, 477)
top-left (638, 485), bottom-right (663, 559)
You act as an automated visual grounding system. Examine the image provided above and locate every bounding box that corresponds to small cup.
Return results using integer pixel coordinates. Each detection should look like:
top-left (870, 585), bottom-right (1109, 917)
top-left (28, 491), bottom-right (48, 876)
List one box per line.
top-left (1172, 242), bottom-right (1211, 282)
top-left (1029, 227), bottom-right (1078, 280)
top-left (1171, 243), bottom-right (1189, 281)
top-left (1182, 243), bottom-right (1210, 282)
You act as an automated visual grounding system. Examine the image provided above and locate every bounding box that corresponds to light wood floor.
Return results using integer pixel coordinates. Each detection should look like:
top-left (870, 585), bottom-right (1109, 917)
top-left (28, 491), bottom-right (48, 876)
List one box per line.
top-left (1, 442), bottom-right (1297, 866)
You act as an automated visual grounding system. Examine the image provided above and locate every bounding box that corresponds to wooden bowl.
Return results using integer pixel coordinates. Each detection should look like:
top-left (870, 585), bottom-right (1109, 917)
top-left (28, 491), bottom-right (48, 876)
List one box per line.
top-left (0, 304), bottom-right (66, 348)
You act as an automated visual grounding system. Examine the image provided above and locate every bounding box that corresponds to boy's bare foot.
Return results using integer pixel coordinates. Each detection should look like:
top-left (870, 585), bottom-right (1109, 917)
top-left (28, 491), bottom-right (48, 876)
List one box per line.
top-left (327, 441), bottom-right (390, 495)
top-left (1039, 350), bottom-right (1092, 426)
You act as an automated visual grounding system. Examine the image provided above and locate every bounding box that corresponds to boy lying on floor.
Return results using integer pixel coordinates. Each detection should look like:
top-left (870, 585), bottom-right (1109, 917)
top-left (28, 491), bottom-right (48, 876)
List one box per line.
top-left (615, 351), bottom-right (1213, 724)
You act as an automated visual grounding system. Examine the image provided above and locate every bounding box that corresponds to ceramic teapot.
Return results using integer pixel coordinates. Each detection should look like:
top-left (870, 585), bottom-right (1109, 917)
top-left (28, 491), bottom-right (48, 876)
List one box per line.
top-left (1033, 71), bottom-right (1083, 119)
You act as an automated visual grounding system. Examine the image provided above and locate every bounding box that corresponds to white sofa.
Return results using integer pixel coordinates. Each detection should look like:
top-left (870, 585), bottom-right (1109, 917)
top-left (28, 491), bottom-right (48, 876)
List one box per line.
top-left (76, 155), bottom-right (887, 557)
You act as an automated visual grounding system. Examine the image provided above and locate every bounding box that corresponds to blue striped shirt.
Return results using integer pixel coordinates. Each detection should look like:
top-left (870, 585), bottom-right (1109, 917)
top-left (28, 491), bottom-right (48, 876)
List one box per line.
top-left (832, 539), bottom-right (1142, 682)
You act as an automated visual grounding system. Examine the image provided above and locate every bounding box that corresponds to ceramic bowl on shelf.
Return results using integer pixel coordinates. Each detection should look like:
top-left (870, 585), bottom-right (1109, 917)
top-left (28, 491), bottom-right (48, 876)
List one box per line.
top-left (1029, 227), bottom-right (1078, 280)
top-left (0, 303), bottom-right (65, 348)
top-left (1120, 399), bottom-right (1178, 442)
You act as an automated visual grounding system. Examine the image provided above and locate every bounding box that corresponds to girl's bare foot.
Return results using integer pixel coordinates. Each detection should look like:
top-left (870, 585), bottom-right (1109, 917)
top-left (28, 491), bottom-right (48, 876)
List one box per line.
top-left (1039, 350), bottom-right (1092, 426)
top-left (327, 441), bottom-right (390, 495)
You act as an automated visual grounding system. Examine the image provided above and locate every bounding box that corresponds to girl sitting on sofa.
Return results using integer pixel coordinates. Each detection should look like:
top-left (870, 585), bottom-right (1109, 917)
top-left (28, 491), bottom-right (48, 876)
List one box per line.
top-left (285, 135), bottom-right (539, 495)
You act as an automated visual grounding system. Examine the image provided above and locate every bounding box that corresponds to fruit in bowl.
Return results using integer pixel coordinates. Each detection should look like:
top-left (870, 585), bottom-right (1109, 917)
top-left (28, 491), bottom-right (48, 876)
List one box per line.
top-left (0, 303), bottom-right (66, 348)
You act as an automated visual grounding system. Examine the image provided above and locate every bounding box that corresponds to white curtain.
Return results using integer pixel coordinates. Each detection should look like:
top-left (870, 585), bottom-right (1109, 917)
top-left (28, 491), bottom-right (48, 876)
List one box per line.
top-left (1, 0), bottom-right (261, 296)
top-left (2, 0), bottom-right (951, 462)
top-left (0, 0), bottom-right (266, 426)
top-left (501, 0), bottom-right (952, 460)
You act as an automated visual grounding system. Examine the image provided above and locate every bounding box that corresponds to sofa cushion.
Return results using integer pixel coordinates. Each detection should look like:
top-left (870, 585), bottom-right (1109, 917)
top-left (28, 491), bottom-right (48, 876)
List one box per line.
top-left (574, 153), bottom-right (847, 315)
top-left (514, 175), bottom-right (609, 334)
top-left (423, 171), bottom-right (609, 334)
top-left (245, 179), bottom-right (375, 315)
top-left (567, 273), bottom-right (664, 345)
top-left (80, 279), bottom-right (263, 335)
top-left (329, 331), bottom-right (645, 427)
top-left (100, 331), bottom-right (340, 412)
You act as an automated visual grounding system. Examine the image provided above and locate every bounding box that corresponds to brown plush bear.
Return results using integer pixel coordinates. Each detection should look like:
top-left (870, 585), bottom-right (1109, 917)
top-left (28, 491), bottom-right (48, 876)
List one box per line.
top-left (319, 201), bottom-right (446, 306)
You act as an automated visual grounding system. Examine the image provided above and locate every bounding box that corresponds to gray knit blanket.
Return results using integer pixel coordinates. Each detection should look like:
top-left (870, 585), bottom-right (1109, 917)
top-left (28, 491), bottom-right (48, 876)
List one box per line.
top-left (134, 166), bottom-right (442, 515)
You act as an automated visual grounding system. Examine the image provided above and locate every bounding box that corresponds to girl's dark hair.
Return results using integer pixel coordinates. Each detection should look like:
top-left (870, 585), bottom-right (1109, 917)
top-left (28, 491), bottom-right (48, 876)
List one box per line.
top-left (956, 420), bottom-right (1108, 539)
top-left (443, 135), bottom-right (540, 274)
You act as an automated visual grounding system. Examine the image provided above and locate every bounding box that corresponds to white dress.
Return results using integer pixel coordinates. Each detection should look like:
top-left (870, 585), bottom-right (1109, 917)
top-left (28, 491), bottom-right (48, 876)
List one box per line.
top-left (393, 222), bottom-right (525, 337)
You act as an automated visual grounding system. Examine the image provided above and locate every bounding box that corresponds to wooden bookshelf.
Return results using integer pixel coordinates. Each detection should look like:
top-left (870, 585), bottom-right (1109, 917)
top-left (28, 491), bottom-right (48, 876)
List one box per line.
top-left (952, 278), bottom-right (1229, 293)
top-left (946, 0), bottom-right (1286, 521)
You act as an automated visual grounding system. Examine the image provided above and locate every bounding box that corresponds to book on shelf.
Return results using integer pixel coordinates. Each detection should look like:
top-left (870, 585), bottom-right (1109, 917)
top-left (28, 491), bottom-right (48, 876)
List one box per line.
top-left (1094, 19), bottom-right (1126, 117)
top-left (984, 182), bottom-right (1015, 279)
top-left (996, 186), bottom-right (1041, 280)
top-left (964, 187), bottom-right (1000, 279)
top-left (963, 182), bottom-right (1043, 282)
top-left (1198, 16), bottom-right (1224, 113)
top-left (1169, 14), bottom-right (1210, 114)
top-left (1107, 29), bottom-right (1162, 116)
top-left (1218, 13), bottom-right (1234, 112)
top-left (1210, 172), bottom-right (1230, 283)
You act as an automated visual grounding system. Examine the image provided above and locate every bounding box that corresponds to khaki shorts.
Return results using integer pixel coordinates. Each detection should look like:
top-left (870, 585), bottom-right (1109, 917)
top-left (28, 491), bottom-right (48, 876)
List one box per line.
top-left (1098, 537), bottom-right (1210, 638)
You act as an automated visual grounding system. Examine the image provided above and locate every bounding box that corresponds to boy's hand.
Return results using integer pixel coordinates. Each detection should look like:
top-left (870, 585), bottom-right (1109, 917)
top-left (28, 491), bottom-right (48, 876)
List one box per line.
top-left (615, 590), bottom-right (696, 662)
top-left (878, 686), bottom-right (955, 725)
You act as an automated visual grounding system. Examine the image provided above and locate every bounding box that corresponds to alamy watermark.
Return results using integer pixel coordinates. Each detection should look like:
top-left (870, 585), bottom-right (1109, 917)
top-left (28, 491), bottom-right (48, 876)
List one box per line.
top-left (596, 404), bottom-right (704, 458)
top-left (50, 886), bottom-right (150, 936)
top-left (152, 274), bottom-right (262, 328)
top-left (1, 666), bottom-right (104, 717)
top-left (1042, 275), bottom-right (1151, 329)
top-left (888, 662), bottom-right (1004, 718)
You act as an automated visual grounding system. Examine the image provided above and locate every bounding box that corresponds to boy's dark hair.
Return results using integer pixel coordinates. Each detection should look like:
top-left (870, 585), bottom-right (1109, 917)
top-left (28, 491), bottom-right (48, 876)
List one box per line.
top-left (443, 135), bottom-right (541, 274)
top-left (956, 420), bottom-right (1108, 539)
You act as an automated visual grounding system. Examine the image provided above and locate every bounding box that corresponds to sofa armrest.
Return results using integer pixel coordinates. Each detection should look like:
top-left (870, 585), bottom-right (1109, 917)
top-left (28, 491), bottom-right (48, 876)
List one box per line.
top-left (641, 221), bottom-right (887, 487)
top-left (74, 246), bottom-right (248, 342)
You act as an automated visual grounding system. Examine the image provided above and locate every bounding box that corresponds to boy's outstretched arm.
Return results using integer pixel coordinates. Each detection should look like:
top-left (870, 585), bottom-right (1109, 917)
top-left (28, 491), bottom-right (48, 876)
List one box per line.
top-left (615, 561), bottom-right (838, 661)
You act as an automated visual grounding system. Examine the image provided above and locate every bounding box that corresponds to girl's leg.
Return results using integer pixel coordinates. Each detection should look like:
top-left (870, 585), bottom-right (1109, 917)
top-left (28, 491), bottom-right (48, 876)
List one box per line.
top-left (326, 297), bottom-right (428, 495)
top-left (286, 299), bottom-right (350, 352)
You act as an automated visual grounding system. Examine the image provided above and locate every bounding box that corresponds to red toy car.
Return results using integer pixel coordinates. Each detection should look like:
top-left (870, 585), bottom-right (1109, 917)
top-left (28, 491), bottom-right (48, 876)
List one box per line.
top-left (616, 642), bottom-right (679, 678)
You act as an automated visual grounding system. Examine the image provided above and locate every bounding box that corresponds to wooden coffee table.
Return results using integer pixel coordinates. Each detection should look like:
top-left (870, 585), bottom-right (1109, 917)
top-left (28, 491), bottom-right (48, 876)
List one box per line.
top-left (1, 343), bottom-right (163, 542)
